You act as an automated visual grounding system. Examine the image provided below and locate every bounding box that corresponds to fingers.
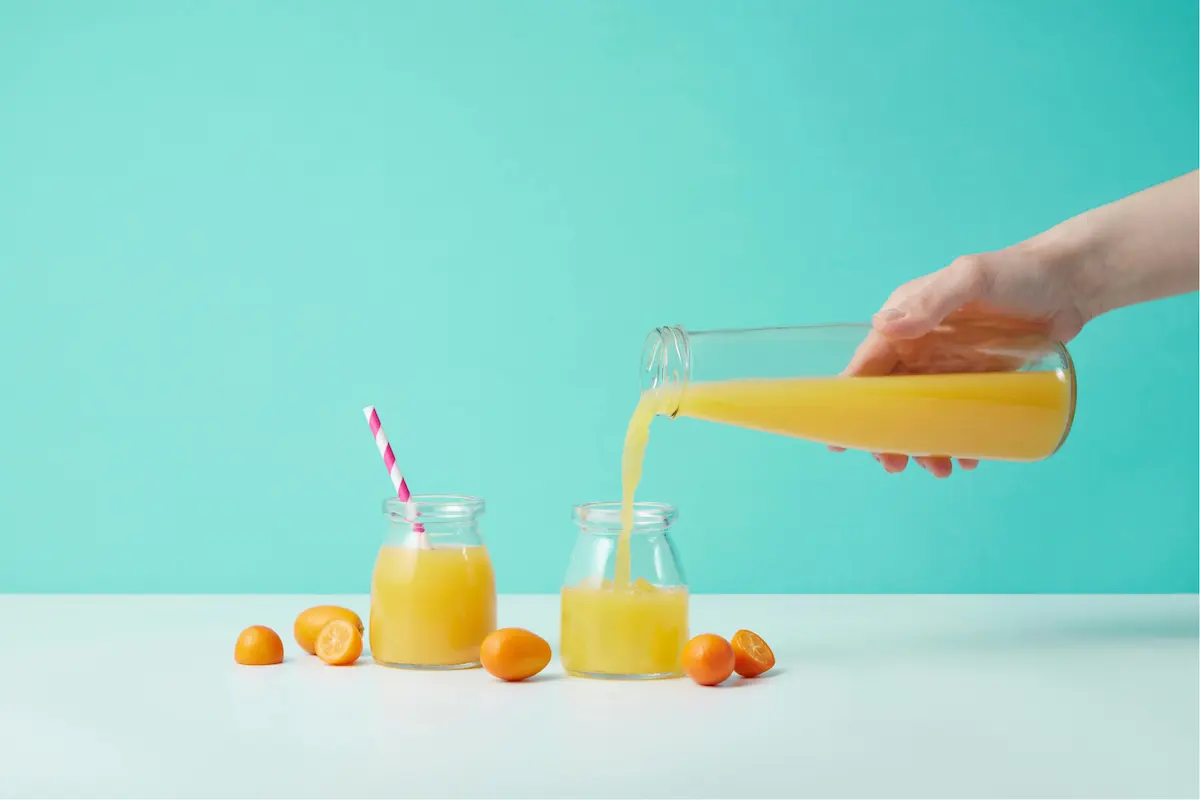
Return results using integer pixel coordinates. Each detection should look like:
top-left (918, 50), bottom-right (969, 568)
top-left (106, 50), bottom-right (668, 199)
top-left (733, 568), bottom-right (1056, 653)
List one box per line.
top-left (915, 456), bottom-right (954, 478)
top-left (833, 447), bottom-right (909, 472)
top-left (843, 330), bottom-right (899, 377)
top-left (873, 256), bottom-right (991, 340)
top-left (915, 457), bottom-right (978, 477)
top-left (840, 256), bottom-right (997, 478)
top-left (873, 453), bottom-right (909, 473)
top-left (837, 448), bottom-right (980, 477)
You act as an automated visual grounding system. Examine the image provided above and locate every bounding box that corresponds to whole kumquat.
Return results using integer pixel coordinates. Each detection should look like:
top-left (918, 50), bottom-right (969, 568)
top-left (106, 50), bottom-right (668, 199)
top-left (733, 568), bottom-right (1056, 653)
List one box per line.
top-left (681, 633), bottom-right (735, 686)
top-left (481, 628), bottom-right (552, 682)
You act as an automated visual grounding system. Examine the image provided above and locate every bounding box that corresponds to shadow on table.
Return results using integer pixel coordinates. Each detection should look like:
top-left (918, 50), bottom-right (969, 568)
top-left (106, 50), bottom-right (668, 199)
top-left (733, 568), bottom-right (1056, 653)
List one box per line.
top-left (725, 668), bottom-right (787, 689)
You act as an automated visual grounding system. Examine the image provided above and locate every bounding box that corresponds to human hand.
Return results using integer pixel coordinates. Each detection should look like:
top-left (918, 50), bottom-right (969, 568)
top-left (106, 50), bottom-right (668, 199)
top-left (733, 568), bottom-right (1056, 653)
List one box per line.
top-left (835, 241), bottom-right (1087, 477)
top-left (836, 171), bottom-right (1198, 476)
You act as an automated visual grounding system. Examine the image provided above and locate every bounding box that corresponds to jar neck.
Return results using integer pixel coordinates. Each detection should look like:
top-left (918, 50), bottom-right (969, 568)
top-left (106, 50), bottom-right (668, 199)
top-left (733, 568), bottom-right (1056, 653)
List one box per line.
top-left (384, 519), bottom-right (482, 547)
top-left (383, 494), bottom-right (485, 522)
top-left (382, 495), bottom-right (485, 547)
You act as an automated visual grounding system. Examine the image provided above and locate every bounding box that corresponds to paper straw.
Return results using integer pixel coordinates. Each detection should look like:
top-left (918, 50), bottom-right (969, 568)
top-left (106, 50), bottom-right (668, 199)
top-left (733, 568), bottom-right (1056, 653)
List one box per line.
top-left (363, 405), bottom-right (429, 548)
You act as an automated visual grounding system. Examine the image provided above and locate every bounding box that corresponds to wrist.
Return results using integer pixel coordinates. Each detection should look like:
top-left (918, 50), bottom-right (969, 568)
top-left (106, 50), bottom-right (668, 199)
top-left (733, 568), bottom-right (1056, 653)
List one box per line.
top-left (1017, 215), bottom-right (1108, 324)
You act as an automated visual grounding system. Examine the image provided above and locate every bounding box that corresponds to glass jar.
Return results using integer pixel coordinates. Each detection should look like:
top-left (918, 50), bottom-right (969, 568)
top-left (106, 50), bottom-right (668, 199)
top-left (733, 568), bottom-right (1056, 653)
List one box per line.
top-left (369, 494), bottom-right (496, 670)
top-left (639, 320), bottom-right (1076, 461)
top-left (560, 502), bottom-right (688, 680)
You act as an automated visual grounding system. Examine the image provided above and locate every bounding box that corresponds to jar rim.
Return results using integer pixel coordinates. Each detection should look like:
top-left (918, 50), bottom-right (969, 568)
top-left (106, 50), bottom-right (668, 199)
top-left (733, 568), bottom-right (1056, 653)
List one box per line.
top-left (572, 501), bottom-right (678, 533)
top-left (383, 494), bottom-right (485, 521)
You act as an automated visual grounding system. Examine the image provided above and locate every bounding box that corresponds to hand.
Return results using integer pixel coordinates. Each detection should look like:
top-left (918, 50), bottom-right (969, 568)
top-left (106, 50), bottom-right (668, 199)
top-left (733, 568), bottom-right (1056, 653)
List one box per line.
top-left (835, 241), bottom-right (1088, 477)
top-left (838, 171), bottom-right (1198, 477)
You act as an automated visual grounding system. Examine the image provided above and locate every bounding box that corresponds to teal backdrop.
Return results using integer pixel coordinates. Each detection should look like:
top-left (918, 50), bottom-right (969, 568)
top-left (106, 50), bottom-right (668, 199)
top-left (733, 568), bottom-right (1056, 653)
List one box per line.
top-left (1, 0), bottom-right (1196, 594)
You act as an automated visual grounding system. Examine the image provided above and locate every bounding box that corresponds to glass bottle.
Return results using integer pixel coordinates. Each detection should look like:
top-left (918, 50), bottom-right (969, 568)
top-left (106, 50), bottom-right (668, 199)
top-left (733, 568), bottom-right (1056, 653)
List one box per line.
top-left (639, 320), bottom-right (1076, 461)
top-left (560, 502), bottom-right (688, 680)
top-left (369, 494), bottom-right (496, 670)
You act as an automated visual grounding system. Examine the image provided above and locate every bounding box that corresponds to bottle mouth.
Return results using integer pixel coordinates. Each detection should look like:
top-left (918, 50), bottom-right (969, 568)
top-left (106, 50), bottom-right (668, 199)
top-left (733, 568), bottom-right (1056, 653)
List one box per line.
top-left (573, 502), bottom-right (678, 533)
top-left (384, 494), bottom-right (485, 523)
top-left (640, 326), bottom-right (690, 393)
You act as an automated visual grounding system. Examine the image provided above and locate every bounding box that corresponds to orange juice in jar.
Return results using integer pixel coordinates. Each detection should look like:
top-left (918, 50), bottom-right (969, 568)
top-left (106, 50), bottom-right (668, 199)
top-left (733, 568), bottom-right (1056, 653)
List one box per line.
top-left (560, 502), bottom-right (689, 679)
top-left (369, 495), bottom-right (496, 669)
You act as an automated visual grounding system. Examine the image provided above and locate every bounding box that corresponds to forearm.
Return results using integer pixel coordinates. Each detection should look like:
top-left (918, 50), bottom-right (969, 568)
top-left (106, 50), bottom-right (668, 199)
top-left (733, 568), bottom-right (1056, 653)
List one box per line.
top-left (1039, 171), bottom-right (1199, 320)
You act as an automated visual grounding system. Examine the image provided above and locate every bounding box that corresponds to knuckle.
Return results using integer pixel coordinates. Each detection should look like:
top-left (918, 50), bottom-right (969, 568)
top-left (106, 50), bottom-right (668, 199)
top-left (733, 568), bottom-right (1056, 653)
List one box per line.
top-left (950, 254), bottom-right (993, 294)
top-left (883, 276), bottom-right (929, 309)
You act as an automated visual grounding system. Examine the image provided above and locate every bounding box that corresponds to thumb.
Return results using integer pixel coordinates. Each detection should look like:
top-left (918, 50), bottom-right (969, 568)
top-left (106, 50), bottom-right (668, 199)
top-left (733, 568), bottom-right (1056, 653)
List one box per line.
top-left (873, 256), bottom-right (989, 338)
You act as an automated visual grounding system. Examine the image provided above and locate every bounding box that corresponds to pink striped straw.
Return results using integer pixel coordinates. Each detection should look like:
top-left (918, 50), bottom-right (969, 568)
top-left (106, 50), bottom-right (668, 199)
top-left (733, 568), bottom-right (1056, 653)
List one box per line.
top-left (363, 405), bottom-right (429, 548)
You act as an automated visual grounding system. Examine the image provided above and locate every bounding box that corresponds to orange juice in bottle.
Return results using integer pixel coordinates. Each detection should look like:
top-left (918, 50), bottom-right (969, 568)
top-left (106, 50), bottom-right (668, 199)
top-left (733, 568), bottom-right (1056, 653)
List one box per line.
top-left (638, 320), bottom-right (1076, 460)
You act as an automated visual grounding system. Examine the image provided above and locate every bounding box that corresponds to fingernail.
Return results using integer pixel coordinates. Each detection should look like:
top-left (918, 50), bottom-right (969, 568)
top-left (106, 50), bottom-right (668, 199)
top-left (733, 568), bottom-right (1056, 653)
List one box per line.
top-left (876, 308), bottom-right (907, 323)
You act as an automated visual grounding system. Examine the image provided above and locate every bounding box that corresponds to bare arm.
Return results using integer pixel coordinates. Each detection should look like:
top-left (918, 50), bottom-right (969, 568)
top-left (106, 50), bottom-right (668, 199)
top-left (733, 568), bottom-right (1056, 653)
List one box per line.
top-left (1049, 170), bottom-right (1199, 320)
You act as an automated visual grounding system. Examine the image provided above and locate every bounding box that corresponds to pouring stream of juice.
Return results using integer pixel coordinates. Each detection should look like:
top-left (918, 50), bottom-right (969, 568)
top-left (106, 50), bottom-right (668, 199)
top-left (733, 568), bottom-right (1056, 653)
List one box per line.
top-left (614, 391), bottom-right (670, 586)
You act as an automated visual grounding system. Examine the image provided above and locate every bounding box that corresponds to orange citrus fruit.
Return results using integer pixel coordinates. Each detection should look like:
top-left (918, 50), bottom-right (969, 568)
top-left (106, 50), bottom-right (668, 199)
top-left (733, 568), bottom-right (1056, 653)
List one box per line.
top-left (480, 628), bottom-right (552, 682)
top-left (681, 633), bottom-right (735, 686)
top-left (731, 629), bottom-right (775, 678)
top-left (234, 625), bottom-right (284, 666)
top-left (315, 618), bottom-right (363, 666)
top-left (294, 606), bottom-right (363, 655)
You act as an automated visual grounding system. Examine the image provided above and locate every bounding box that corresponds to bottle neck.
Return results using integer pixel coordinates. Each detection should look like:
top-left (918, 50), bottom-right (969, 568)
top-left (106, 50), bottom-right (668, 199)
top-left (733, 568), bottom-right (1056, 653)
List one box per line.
top-left (641, 326), bottom-right (691, 393)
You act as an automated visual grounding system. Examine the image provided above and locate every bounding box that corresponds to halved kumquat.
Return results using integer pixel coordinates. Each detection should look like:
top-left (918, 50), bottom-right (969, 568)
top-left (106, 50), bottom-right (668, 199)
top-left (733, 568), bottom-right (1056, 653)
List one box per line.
top-left (731, 629), bottom-right (775, 678)
top-left (234, 625), bottom-right (284, 666)
top-left (294, 605), bottom-right (363, 655)
top-left (315, 618), bottom-right (363, 666)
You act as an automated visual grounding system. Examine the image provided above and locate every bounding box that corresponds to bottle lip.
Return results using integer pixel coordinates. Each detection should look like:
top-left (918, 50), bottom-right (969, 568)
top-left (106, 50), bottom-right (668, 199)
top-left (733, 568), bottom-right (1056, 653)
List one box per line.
top-left (384, 494), bottom-right (485, 522)
top-left (640, 325), bottom-right (690, 393)
top-left (572, 501), bottom-right (678, 533)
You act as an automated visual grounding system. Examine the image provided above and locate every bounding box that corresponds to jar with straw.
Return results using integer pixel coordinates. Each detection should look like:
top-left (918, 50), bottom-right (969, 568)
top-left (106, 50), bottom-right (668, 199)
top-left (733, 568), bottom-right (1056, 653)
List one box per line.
top-left (362, 406), bottom-right (497, 669)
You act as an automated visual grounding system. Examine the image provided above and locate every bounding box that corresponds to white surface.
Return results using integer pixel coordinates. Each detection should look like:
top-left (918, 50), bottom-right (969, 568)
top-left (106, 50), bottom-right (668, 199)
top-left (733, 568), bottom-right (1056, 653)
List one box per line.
top-left (0, 595), bottom-right (1196, 799)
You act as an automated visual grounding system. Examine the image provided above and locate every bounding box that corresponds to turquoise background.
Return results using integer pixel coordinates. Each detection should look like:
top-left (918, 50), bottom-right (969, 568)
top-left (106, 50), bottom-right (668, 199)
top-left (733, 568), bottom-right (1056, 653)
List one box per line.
top-left (1, 0), bottom-right (1196, 594)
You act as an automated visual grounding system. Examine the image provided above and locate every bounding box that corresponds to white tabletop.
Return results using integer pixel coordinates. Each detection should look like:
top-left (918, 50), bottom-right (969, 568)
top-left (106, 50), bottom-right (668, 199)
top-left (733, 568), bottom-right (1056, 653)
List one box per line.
top-left (0, 595), bottom-right (1196, 799)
